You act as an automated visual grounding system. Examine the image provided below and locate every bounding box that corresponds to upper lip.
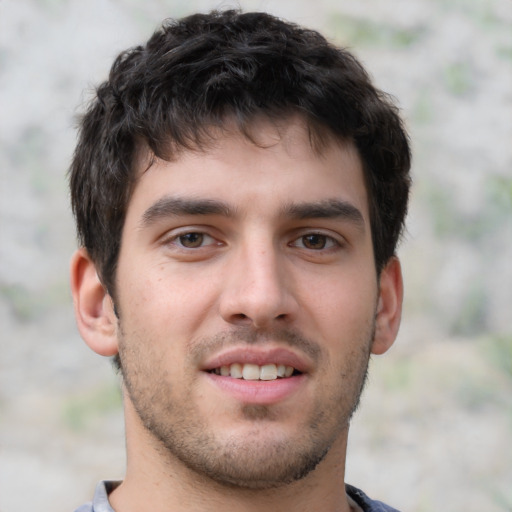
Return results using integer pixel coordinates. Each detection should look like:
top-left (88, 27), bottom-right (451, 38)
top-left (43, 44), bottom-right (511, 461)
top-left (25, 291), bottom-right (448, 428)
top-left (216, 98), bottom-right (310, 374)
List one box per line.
top-left (200, 346), bottom-right (312, 374)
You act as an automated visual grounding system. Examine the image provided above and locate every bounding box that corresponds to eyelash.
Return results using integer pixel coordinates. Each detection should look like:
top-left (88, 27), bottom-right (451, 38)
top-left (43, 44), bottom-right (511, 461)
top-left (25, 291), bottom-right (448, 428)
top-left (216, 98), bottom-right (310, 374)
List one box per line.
top-left (289, 233), bottom-right (342, 251)
top-left (166, 231), bottom-right (219, 249)
top-left (164, 229), bottom-right (341, 252)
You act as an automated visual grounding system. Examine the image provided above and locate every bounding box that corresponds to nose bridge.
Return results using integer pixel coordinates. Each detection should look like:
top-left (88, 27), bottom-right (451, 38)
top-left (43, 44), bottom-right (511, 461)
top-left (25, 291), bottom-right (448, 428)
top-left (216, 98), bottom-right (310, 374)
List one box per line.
top-left (220, 231), bottom-right (295, 327)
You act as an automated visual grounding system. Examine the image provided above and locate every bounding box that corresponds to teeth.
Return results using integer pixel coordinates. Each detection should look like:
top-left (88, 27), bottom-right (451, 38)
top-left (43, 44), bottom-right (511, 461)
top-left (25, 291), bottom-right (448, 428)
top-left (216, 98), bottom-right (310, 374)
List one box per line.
top-left (260, 364), bottom-right (278, 381)
top-left (242, 364), bottom-right (260, 380)
top-left (212, 363), bottom-right (296, 380)
top-left (230, 363), bottom-right (243, 378)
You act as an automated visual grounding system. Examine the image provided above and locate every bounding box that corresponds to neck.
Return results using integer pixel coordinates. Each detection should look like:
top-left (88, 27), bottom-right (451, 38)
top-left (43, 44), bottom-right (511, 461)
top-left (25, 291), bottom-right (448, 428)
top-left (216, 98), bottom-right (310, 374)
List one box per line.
top-left (109, 398), bottom-right (353, 512)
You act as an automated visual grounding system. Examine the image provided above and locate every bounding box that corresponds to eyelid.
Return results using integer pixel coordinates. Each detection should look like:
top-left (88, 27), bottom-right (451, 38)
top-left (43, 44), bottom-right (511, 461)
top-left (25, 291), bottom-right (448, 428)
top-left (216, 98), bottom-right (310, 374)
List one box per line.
top-left (161, 227), bottom-right (222, 248)
top-left (289, 230), bottom-right (345, 250)
top-left (178, 232), bottom-right (216, 248)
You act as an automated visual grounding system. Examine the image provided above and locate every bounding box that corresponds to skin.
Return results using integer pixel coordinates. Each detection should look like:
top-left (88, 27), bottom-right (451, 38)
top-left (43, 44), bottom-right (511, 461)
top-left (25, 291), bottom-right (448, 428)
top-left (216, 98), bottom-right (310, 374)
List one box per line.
top-left (71, 117), bottom-right (403, 512)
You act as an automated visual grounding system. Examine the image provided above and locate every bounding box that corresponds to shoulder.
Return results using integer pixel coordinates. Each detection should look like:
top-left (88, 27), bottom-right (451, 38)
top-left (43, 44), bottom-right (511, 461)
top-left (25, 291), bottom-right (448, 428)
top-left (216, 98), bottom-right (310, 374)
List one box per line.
top-left (73, 503), bottom-right (93, 512)
top-left (73, 481), bottom-right (120, 512)
top-left (346, 484), bottom-right (401, 512)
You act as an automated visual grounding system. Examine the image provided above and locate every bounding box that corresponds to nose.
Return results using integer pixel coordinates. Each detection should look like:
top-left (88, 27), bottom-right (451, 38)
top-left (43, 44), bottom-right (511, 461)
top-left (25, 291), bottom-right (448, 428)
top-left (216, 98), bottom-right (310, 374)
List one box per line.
top-left (219, 241), bottom-right (298, 329)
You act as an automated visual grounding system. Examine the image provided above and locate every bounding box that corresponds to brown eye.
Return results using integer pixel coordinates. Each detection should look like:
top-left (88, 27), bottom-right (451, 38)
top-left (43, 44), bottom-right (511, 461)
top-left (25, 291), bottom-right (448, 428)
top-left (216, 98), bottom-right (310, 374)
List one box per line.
top-left (290, 233), bottom-right (339, 251)
top-left (178, 233), bottom-right (205, 248)
top-left (301, 234), bottom-right (328, 250)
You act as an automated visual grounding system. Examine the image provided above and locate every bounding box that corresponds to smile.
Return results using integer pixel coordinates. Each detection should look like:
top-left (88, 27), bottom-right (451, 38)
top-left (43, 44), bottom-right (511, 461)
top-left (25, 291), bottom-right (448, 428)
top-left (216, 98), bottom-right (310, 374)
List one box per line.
top-left (209, 363), bottom-right (297, 380)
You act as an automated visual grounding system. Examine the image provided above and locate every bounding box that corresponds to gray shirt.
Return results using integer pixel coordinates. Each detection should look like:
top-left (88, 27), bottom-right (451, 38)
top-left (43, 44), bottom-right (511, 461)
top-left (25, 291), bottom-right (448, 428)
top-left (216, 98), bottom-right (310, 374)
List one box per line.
top-left (74, 481), bottom-right (401, 512)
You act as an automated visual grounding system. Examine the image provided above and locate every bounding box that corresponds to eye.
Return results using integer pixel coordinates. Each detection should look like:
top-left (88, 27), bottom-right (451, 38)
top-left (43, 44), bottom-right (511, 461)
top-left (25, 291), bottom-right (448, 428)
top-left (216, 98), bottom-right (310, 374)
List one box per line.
top-left (173, 232), bottom-right (217, 249)
top-left (292, 233), bottom-right (339, 250)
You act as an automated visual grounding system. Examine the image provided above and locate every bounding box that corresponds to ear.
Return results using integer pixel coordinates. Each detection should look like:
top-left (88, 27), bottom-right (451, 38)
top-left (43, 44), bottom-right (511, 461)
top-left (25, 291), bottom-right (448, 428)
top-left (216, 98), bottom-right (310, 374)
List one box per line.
top-left (70, 248), bottom-right (119, 357)
top-left (371, 256), bottom-right (403, 355)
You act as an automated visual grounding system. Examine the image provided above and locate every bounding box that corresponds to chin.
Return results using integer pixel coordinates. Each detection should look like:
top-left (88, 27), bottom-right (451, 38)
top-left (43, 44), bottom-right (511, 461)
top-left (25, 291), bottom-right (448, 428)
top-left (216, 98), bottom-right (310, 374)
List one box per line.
top-left (160, 421), bottom-right (334, 490)
top-left (187, 440), bottom-right (330, 490)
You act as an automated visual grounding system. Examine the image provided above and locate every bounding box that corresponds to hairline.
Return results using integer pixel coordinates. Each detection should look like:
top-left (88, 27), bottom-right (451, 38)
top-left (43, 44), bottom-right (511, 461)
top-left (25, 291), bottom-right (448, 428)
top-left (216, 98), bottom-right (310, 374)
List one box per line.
top-left (102, 113), bottom-right (385, 301)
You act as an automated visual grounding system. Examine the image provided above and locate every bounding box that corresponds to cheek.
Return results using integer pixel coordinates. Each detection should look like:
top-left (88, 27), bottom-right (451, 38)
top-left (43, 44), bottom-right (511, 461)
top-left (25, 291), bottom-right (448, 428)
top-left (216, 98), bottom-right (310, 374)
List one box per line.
top-left (117, 262), bottom-right (220, 343)
top-left (302, 272), bottom-right (377, 333)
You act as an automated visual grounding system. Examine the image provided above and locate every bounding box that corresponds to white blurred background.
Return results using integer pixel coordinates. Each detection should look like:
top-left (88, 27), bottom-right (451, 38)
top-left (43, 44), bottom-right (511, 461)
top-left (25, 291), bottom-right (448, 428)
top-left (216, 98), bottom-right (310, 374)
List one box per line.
top-left (0, 0), bottom-right (511, 511)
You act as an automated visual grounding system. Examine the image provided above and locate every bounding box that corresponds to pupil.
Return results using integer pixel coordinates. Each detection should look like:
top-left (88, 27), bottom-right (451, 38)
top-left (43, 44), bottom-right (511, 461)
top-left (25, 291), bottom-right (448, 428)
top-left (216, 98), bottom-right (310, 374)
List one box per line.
top-left (180, 233), bottom-right (203, 248)
top-left (304, 234), bottom-right (326, 249)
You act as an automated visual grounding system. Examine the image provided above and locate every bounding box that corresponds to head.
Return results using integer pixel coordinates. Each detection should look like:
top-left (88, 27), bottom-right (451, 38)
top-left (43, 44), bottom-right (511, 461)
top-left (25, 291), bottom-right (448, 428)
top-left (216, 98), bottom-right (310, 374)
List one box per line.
top-left (70, 9), bottom-right (411, 299)
top-left (69, 10), bottom-right (410, 492)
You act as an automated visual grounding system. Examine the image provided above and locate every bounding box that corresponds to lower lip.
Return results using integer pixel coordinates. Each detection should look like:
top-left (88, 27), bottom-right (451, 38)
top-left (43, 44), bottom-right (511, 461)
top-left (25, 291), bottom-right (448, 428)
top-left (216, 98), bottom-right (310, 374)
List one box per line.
top-left (204, 373), bottom-right (305, 405)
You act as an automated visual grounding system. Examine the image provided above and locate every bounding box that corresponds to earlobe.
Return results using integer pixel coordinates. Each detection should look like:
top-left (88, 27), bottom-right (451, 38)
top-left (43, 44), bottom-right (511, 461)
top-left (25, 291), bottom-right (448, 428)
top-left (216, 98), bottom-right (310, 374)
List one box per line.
top-left (371, 257), bottom-right (403, 355)
top-left (70, 248), bottom-right (119, 357)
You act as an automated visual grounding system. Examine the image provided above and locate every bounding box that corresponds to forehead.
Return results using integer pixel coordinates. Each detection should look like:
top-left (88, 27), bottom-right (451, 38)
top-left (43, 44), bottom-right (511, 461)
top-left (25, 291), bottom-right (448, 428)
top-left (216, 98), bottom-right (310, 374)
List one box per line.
top-left (129, 117), bottom-right (368, 222)
top-left (136, 114), bottom-right (357, 175)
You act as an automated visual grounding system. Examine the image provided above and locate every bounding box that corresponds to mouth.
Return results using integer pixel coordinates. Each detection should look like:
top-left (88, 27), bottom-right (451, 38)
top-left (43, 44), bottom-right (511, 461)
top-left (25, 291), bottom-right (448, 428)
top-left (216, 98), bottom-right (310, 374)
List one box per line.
top-left (201, 348), bottom-right (310, 404)
top-left (208, 363), bottom-right (300, 381)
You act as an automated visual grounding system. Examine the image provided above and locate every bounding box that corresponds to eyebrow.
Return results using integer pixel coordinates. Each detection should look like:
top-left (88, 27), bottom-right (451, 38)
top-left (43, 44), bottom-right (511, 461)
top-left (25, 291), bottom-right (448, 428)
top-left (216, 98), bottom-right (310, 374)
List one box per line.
top-left (139, 197), bottom-right (234, 228)
top-left (139, 196), bottom-right (365, 231)
top-left (282, 199), bottom-right (366, 229)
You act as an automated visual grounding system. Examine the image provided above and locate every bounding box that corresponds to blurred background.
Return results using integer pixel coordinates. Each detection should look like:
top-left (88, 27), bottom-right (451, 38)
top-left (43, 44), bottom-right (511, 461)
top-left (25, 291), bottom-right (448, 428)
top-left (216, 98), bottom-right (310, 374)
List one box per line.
top-left (0, 0), bottom-right (511, 511)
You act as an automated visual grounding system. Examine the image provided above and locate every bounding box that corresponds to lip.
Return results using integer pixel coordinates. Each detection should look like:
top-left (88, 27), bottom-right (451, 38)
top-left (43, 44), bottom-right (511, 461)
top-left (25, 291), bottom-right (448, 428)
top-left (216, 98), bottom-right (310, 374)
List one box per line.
top-left (200, 346), bottom-right (312, 374)
top-left (200, 346), bottom-right (311, 405)
top-left (203, 372), bottom-right (306, 405)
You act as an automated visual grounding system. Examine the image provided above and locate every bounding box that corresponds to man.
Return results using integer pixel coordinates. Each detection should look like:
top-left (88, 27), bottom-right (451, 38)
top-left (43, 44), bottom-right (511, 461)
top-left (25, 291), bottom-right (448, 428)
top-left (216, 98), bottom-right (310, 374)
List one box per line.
top-left (69, 9), bottom-right (411, 512)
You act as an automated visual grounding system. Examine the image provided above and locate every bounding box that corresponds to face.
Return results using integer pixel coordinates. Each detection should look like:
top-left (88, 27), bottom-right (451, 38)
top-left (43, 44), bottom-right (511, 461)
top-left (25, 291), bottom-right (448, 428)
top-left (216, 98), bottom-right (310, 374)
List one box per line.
top-left (114, 119), bottom-right (383, 488)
